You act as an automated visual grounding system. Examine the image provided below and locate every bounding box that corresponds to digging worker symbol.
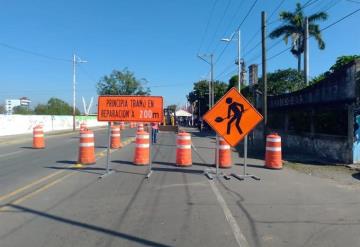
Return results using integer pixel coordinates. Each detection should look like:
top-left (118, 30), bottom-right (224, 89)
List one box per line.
top-left (214, 97), bottom-right (245, 135)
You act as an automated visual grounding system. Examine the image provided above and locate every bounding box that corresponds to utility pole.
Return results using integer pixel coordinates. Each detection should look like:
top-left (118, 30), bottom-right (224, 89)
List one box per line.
top-left (72, 54), bottom-right (87, 131)
top-left (304, 17), bottom-right (309, 85)
top-left (237, 29), bottom-right (241, 91)
top-left (261, 11), bottom-right (267, 142)
top-left (72, 54), bottom-right (76, 131)
top-left (198, 54), bottom-right (214, 109)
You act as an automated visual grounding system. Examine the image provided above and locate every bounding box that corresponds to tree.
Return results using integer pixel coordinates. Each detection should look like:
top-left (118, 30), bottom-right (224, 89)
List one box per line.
top-left (227, 75), bottom-right (246, 91)
top-left (0, 104), bottom-right (5, 114)
top-left (187, 80), bottom-right (228, 117)
top-left (34, 98), bottom-right (80, 115)
top-left (97, 68), bottom-right (150, 95)
top-left (167, 104), bottom-right (177, 112)
top-left (13, 106), bottom-right (34, 115)
top-left (258, 68), bottom-right (305, 95)
top-left (269, 2), bottom-right (328, 72)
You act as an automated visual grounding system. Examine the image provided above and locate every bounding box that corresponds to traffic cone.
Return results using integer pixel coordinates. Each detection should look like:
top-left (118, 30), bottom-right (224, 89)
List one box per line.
top-left (133, 130), bottom-right (149, 165)
top-left (78, 129), bottom-right (96, 165)
top-left (217, 137), bottom-right (232, 168)
top-left (265, 134), bottom-right (282, 169)
top-left (32, 125), bottom-right (45, 149)
top-left (111, 126), bottom-right (122, 149)
top-left (176, 131), bottom-right (192, 166)
top-left (80, 122), bottom-right (88, 132)
top-left (137, 123), bottom-right (144, 132)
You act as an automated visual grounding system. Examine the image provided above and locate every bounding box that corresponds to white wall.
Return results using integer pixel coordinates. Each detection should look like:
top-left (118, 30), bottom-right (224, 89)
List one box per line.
top-left (0, 115), bottom-right (106, 136)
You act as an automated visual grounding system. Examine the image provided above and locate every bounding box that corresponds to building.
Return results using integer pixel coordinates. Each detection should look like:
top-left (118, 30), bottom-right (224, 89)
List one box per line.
top-left (5, 97), bottom-right (31, 114)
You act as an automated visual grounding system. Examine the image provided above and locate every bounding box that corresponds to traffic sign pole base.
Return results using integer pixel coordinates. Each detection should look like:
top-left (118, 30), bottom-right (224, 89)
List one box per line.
top-left (99, 169), bottom-right (114, 179)
top-left (146, 170), bottom-right (153, 179)
top-left (231, 173), bottom-right (260, 181)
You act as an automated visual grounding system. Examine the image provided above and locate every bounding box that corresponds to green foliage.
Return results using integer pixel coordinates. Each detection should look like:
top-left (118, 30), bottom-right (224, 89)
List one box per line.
top-left (97, 68), bottom-right (150, 95)
top-left (329, 55), bottom-right (360, 72)
top-left (34, 98), bottom-right (80, 115)
top-left (227, 75), bottom-right (246, 91)
top-left (187, 80), bottom-right (228, 116)
top-left (310, 55), bottom-right (359, 85)
top-left (167, 104), bottom-right (177, 112)
top-left (269, 2), bottom-right (328, 71)
top-left (258, 68), bottom-right (305, 95)
top-left (0, 104), bottom-right (5, 114)
top-left (13, 106), bottom-right (34, 115)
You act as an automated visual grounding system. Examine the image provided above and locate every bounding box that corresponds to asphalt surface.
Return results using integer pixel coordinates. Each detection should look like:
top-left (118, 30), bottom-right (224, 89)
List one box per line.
top-left (0, 127), bottom-right (360, 247)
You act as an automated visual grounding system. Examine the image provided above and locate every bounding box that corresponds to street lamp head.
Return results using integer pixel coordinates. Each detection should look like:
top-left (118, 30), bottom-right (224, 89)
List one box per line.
top-left (221, 38), bottom-right (231, 42)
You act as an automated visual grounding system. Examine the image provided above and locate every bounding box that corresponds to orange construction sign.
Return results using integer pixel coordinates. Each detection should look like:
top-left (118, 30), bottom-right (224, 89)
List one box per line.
top-left (97, 95), bottom-right (163, 122)
top-left (203, 87), bottom-right (263, 147)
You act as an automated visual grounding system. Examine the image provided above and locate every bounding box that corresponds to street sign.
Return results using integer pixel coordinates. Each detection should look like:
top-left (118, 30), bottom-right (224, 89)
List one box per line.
top-left (97, 95), bottom-right (163, 122)
top-left (203, 87), bottom-right (263, 147)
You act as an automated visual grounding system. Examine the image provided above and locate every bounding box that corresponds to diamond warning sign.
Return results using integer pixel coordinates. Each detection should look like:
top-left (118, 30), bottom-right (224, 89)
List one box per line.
top-left (97, 95), bottom-right (163, 122)
top-left (203, 87), bottom-right (263, 147)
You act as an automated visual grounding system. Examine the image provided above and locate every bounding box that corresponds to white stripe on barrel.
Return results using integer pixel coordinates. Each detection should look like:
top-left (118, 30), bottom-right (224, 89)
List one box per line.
top-left (111, 133), bottom-right (121, 137)
top-left (136, 143), bottom-right (150, 148)
top-left (34, 134), bottom-right (44, 137)
top-left (177, 136), bottom-right (191, 140)
top-left (137, 135), bottom-right (149, 139)
top-left (266, 137), bottom-right (281, 142)
top-left (79, 142), bottom-right (94, 147)
top-left (81, 133), bottom-right (94, 138)
top-left (177, 144), bottom-right (191, 149)
top-left (266, 147), bottom-right (281, 152)
top-left (218, 145), bottom-right (230, 150)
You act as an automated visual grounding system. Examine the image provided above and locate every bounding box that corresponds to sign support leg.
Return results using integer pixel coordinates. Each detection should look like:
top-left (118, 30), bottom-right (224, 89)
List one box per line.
top-left (100, 122), bottom-right (114, 178)
top-left (146, 131), bottom-right (152, 179)
top-left (231, 135), bottom-right (260, 181)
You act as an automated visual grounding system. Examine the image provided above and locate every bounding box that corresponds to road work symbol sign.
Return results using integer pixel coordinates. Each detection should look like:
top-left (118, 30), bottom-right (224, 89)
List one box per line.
top-left (203, 87), bottom-right (263, 147)
top-left (97, 95), bottom-right (163, 122)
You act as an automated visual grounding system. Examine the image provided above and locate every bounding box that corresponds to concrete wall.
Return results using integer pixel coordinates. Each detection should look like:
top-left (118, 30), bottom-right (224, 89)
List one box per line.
top-left (0, 115), bottom-right (106, 136)
top-left (253, 128), bottom-right (351, 163)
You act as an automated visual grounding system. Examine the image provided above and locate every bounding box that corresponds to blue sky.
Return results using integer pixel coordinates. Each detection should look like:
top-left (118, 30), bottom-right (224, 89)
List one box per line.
top-left (0, 0), bottom-right (359, 112)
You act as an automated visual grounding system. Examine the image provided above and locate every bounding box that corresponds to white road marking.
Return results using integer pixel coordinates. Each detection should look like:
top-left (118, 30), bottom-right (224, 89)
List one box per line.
top-left (209, 180), bottom-right (249, 247)
top-left (0, 150), bottom-right (23, 158)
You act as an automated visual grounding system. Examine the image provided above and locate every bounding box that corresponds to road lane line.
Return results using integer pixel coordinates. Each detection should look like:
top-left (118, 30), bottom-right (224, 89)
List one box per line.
top-left (0, 136), bottom-right (135, 204)
top-left (0, 173), bottom-right (74, 212)
top-left (209, 180), bottom-right (249, 247)
top-left (0, 150), bottom-right (24, 158)
top-left (0, 170), bottom-right (65, 202)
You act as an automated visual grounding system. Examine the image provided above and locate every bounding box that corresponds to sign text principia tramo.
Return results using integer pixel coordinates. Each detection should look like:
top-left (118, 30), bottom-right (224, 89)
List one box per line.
top-left (97, 96), bottom-right (163, 122)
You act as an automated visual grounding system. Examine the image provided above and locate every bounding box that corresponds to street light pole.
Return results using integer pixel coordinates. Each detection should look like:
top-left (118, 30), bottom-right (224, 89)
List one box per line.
top-left (72, 54), bottom-right (87, 131)
top-left (197, 54), bottom-right (214, 109)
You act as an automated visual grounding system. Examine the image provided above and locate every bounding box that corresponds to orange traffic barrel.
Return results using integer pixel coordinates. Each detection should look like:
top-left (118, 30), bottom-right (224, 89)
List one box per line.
top-left (32, 125), bottom-right (45, 149)
top-left (130, 122), bottom-right (134, 128)
top-left (120, 122), bottom-right (125, 130)
top-left (133, 130), bottom-right (150, 165)
top-left (80, 122), bottom-right (88, 131)
top-left (137, 123), bottom-right (144, 132)
top-left (265, 134), bottom-right (282, 169)
top-left (78, 130), bottom-right (96, 165)
top-left (217, 137), bottom-right (232, 168)
top-left (176, 131), bottom-right (192, 166)
top-left (111, 126), bottom-right (122, 149)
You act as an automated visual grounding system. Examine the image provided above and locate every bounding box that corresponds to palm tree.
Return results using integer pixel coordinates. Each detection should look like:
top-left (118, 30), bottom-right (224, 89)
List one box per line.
top-left (269, 2), bottom-right (328, 72)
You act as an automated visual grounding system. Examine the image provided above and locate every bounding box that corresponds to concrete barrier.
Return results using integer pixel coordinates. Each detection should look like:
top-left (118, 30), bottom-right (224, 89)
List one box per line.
top-left (0, 115), bottom-right (106, 136)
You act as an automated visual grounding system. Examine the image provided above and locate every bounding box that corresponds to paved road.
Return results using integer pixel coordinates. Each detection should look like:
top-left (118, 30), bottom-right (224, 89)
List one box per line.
top-left (0, 127), bottom-right (359, 247)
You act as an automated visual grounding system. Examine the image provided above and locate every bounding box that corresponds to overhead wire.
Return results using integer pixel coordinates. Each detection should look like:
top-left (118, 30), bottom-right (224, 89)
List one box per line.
top-left (197, 0), bottom-right (219, 54)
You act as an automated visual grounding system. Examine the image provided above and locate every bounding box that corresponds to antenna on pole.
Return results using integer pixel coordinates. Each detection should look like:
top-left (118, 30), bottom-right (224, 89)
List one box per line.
top-left (82, 96), bottom-right (94, 116)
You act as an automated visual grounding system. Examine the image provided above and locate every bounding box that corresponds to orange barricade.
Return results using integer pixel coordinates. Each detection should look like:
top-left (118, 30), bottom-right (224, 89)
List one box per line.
top-left (217, 137), bottom-right (232, 168)
top-left (265, 134), bottom-right (282, 169)
top-left (111, 126), bottom-right (122, 149)
top-left (133, 130), bottom-right (150, 165)
top-left (78, 130), bottom-right (96, 165)
top-left (176, 131), bottom-right (192, 166)
top-left (120, 122), bottom-right (125, 130)
top-left (80, 122), bottom-right (88, 132)
top-left (137, 123), bottom-right (144, 132)
top-left (32, 125), bottom-right (45, 149)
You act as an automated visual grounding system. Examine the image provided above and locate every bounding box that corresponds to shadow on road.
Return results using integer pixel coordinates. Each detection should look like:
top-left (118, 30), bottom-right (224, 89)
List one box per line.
top-left (352, 172), bottom-right (360, 180)
top-left (8, 204), bottom-right (171, 247)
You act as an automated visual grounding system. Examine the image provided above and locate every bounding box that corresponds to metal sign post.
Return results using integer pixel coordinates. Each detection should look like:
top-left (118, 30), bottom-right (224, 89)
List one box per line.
top-left (146, 132), bottom-right (153, 179)
top-left (231, 135), bottom-right (260, 181)
top-left (100, 122), bottom-right (114, 178)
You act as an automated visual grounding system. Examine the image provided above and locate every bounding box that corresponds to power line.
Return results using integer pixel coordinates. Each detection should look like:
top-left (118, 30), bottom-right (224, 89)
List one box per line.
top-left (205, 0), bottom-right (233, 53)
top-left (197, 0), bottom-right (219, 54)
top-left (215, 0), bottom-right (259, 65)
top-left (0, 42), bottom-right (71, 62)
top-left (266, 7), bottom-right (360, 62)
top-left (268, 0), bottom-right (286, 22)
